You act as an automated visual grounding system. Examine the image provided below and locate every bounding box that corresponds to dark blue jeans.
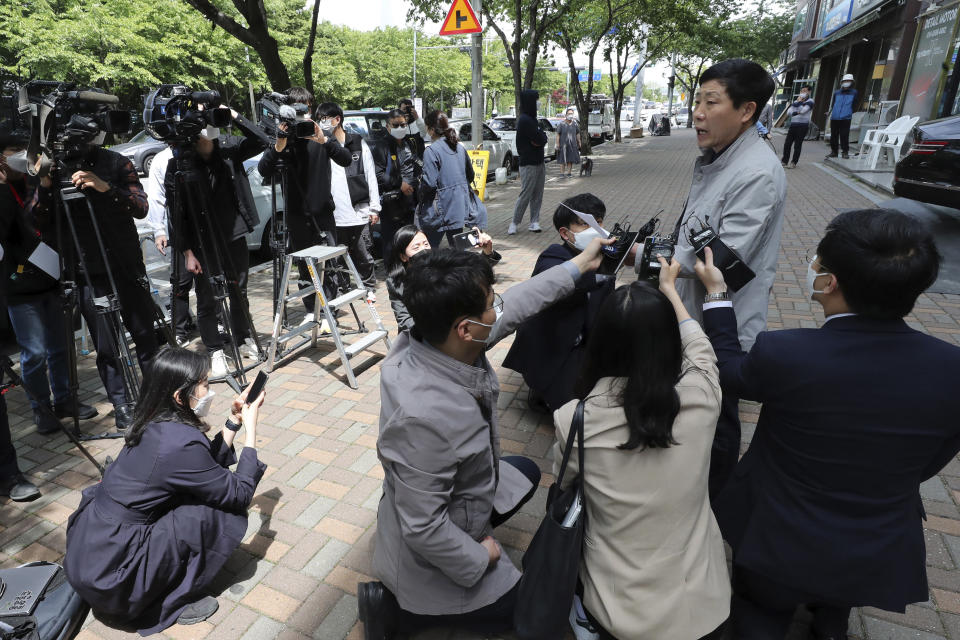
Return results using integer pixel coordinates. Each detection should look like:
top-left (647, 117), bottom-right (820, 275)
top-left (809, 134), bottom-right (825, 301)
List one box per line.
top-left (7, 291), bottom-right (70, 412)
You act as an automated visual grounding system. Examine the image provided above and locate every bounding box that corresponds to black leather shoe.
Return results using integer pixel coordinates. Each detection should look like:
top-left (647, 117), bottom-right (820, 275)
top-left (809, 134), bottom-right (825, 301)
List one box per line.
top-left (34, 410), bottom-right (62, 435)
top-left (358, 581), bottom-right (398, 640)
top-left (114, 405), bottom-right (135, 431)
top-left (0, 474), bottom-right (41, 502)
top-left (54, 401), bottom-right (98, 420)
top-left (176, 596), bottom-right (219, 625)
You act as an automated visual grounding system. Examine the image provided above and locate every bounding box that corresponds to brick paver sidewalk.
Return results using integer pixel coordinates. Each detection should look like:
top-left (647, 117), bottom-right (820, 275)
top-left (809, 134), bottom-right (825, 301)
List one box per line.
top-left (2, 129), bottom-right (960, 640)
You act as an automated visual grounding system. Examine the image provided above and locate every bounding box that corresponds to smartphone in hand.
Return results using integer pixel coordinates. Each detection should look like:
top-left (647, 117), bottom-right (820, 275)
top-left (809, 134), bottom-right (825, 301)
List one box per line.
top-left (244, 371), bottom-right (269, 405)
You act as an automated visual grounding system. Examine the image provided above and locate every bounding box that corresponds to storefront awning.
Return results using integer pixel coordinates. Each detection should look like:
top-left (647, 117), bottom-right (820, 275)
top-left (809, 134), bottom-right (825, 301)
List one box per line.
top-left (810, 0), bottom-right (896, 54)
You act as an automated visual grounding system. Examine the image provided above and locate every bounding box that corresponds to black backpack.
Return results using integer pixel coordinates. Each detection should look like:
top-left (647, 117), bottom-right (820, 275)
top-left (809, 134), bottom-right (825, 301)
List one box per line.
top-left (0, 563), bottom-right (89, 640)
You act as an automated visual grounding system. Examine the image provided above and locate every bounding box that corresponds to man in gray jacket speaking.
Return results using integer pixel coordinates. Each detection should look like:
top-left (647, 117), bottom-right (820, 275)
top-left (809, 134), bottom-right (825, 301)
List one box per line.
top-left (668, 58), bottom-right (787, 499)
top-left (358, 239), bottom-right (608, 640)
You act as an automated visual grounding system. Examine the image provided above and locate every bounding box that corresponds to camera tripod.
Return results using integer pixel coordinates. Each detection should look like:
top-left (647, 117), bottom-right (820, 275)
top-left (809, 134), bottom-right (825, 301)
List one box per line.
top-left (268, 154), bottom-right (291, 328)
top-left (51, 161), bottom-right (174, 442)
top-left (170, 146), bottom-right (265, 387)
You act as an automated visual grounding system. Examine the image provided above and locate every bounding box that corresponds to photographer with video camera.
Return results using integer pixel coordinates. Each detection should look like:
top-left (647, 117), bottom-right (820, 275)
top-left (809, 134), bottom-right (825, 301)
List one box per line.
top-left (257, 93), bottom-right (352, 324)
top-left (1, 127), bottom-right (98, 438)
top-left (668, 59), bottom-right (786, 499)
top-left (373, 109), bottom-right (420, 259)
top-left (162, 106), bottom-right (265, 378)
top-left (26, 96), bottom-right (161, 430)
top-left (397, 98), bottom-right (426, 161)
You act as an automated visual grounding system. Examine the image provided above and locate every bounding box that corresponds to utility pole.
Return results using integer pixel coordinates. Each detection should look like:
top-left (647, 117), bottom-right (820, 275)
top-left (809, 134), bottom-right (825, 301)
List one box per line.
top-left (470, 0), bottom-right (483, 149)
top-left (412, 30), bottom-right (418, 99)
top-left (632, 38), bottom-right (647, 128)
top-left (666, 52), bottom-right (676, 118)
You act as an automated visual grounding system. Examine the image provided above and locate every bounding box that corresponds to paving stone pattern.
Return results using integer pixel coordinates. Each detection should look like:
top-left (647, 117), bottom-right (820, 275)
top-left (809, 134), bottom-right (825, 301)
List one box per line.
top-left (2, 130), bottom-right (959, 640)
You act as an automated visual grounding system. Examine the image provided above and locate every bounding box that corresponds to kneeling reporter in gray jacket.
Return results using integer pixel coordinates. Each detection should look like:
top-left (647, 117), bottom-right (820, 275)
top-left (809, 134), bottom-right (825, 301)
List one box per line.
top-left (358, 237), bottom-right (611, 640)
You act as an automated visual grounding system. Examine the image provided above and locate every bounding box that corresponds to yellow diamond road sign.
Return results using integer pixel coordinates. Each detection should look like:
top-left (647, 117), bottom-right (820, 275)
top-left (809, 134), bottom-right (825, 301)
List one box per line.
top-left (439, 0), bottom-right (482, 35)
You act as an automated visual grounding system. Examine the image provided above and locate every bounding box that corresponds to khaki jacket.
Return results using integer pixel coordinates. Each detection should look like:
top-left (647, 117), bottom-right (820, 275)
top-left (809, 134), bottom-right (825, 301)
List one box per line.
top-left (374, 263), bottom-right (579, 615)
top-left (554, 321), bottom-right (731, 639)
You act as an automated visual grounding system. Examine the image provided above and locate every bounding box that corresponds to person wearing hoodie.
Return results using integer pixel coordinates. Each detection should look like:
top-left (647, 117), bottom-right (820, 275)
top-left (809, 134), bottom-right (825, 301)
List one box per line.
top-left (826, 73), bottom-right (859, 159)
top-left (509, 90), bottom-right (547, 235)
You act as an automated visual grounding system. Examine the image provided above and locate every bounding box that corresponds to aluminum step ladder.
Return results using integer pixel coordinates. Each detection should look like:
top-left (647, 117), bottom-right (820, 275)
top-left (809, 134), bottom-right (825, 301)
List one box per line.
top-left (266, 245), bottom-right (391, 388)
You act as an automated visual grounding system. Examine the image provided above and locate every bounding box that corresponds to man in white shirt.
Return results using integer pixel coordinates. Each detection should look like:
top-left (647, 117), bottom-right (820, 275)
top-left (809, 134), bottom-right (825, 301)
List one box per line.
top-left (315, 103), bottom-right (379, 303)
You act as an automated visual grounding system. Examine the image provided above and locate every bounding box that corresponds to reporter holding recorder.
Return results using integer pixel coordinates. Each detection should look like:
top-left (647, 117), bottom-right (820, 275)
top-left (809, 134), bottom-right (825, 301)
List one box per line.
top-left (359, 237), bottom-right (613, 640)
top-left (553, 257), bottom-right (730, 640)
top-left (64, 347), bottom-right (267, 634)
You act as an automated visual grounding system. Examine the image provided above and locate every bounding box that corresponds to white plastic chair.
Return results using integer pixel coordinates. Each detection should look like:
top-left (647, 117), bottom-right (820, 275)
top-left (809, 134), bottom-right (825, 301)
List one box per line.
top-left (860, 116), bottom-right (919, 169)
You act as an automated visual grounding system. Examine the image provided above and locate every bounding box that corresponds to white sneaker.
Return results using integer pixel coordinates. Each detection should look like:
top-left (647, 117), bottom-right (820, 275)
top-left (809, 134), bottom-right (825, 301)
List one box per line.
top-left (507, 223), bottom-right (518, 235)
top-left (319, 318), bottom-right (333, 335)
top-left (528, 221), bottom-right (542, 232)
top-left (366, 290), bottom-right (377, 304)
top-left (299, 312), bottom-right (315, 327)
top-left (210, 350), bottom-right (229, 378)
top-left (569, 596), bottom-right (600, 640)
top-left (240, 338), bottom-right (259, 359)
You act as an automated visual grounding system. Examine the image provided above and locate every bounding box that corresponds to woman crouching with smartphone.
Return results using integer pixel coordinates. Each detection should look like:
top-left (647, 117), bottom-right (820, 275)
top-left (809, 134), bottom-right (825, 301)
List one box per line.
top-left (65, 346), bottom-right (267, 634)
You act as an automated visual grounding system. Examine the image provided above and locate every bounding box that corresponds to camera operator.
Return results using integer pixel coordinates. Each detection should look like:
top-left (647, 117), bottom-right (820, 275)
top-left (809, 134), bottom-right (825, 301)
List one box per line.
top-left (398, 98), bottom-right (426, 161)
top-left (1, 131), bottom-right (98, 437)
top-left (666, 58), bottom-right (787, 499)
top-left (320, 102), bottom-right (379, 301)
top-left (27, 123), bottom-right (160, 430)
top-left (147, 145), bottom-right (198, 347)
top-left (258, 97), bottom-right (352, 325)
top-left (164, 110), bottom-right (264, 378)
top-left (373, 109), bottom-right (419, 259)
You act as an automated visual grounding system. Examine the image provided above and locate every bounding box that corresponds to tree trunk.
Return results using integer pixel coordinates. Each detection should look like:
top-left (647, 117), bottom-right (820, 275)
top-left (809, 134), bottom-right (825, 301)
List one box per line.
top-left (302, 0), bottom-right (321, 95)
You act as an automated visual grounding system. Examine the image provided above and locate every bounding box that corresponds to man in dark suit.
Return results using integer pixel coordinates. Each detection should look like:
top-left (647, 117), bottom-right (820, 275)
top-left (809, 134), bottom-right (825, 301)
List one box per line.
top-left (693, 208), bottom-right (960, 639)
top-left (504, 193), bottom-right (618, 410)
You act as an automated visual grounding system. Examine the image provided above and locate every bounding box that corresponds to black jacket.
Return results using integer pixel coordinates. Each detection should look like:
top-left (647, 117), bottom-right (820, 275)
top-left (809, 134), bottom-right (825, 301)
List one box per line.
top-left (29, 147), bottom-right (147, 276)
top-left (372, 136), bottom-right (419, 220)
top-left (503, 242), bottom-right (613, 408)
top-left (516, 90), bottom-right (547, 166)
top-left (164, 116), bottom-right (265, 253)
top-left (0, 179), bottom-right (59, 302)
top-left (706, 306), bottom-right (960, 611)
top-left (258, 134), bottom-right (352, 236)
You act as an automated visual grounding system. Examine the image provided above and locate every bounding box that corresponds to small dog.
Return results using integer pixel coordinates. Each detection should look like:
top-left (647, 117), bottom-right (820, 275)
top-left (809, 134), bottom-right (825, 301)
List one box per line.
top-left (579, 158), bottom-right (594, 177)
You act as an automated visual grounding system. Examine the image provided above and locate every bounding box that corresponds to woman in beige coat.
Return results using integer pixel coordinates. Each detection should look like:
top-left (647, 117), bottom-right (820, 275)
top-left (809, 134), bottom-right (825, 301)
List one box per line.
top-left (554, 258), bottom-right (731, 640)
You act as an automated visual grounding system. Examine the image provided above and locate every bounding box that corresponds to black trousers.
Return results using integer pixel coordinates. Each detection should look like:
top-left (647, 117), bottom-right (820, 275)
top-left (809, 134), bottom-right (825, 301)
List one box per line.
top-left (709, 393), bottom-right (741, 500)
top-left (80, 270), bottom-right (160, 408)
top-left (191, 237), bottom-right (250, 351)
top-left (732, 566), bottom-right (850, 640)
top-left (393, 455), bottom-right (540, 635)
top-left (829, 119), bottom-right (852, 155)
top-left (336, 223), bottom-right (377, 292)
top-left (169, 250), bottom-right (198, 341)
top-left (0, 396), bottom-right (19, 481)
top-left (781, 124), bottom-right (809, 165)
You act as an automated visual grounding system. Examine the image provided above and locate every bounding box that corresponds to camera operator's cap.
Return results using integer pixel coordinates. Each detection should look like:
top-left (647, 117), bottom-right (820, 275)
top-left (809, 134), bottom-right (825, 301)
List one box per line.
top-left (841, 73), bottom-right (855, 82)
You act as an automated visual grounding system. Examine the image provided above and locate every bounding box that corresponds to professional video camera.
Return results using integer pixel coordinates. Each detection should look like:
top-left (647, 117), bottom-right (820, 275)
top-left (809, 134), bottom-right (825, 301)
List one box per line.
top-left (142, 84), bottom-right (232, 143)
top-left (256, 91), bottom-right (314, 140)
top-left (17, 81), bottom-right (131, 175)
top-left (636, 214), bottom-right (677, 285)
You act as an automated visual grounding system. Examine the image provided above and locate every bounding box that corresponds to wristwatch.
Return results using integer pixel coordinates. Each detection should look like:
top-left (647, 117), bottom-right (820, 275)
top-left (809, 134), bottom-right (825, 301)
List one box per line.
top-left (704, 291), bottom-right (730, 303)
top-left (225, 418), bottom-right (242, 432)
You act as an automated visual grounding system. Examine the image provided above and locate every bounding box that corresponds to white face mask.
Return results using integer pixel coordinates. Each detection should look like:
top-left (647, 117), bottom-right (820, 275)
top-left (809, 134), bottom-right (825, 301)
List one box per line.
top-left (389, 126), bottom-right (407, 140)
top-left (806, 255), bottom-right (832, 299)
top-left (202, 126), bottom-right (220, 140)
top-left (319, 119), bottom-right (336, 134)
top-left (191, 389), bottom-right (216, 417)
top-left (799, 92), bottom-right (809, 100)
top-left (841, 82), bottom-right (853, 89)
top-left (569, 227), bottom-right (602, 251)
top-left (466, 307), bottom-right (504, 346)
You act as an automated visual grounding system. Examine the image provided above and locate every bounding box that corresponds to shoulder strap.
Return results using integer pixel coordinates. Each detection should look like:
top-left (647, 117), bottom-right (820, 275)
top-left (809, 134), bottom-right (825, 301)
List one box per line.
top-left (556, 400), bottom-right (585, 488)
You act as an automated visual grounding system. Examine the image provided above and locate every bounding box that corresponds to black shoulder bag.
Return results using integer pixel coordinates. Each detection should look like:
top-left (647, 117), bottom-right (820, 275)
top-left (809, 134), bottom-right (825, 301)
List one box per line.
top-left (514, 400), bottom-right (586, 640)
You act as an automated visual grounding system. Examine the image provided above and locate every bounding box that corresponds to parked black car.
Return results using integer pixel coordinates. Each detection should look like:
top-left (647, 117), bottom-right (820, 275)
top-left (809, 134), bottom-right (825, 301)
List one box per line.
top-left (894, 114), bottom-right (960, 209)
top-left (111, 130), bottom-right (167, 175)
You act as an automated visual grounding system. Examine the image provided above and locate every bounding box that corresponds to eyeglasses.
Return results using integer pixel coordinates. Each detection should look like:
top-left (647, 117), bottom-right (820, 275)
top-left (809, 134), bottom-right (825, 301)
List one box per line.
top-left (487, 293), bottom-right (504, 314)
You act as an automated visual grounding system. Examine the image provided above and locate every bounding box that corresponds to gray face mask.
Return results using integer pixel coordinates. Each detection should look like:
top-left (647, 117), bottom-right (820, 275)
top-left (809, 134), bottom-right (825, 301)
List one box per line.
top-left (5, 150), bottom-right (30, 175)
